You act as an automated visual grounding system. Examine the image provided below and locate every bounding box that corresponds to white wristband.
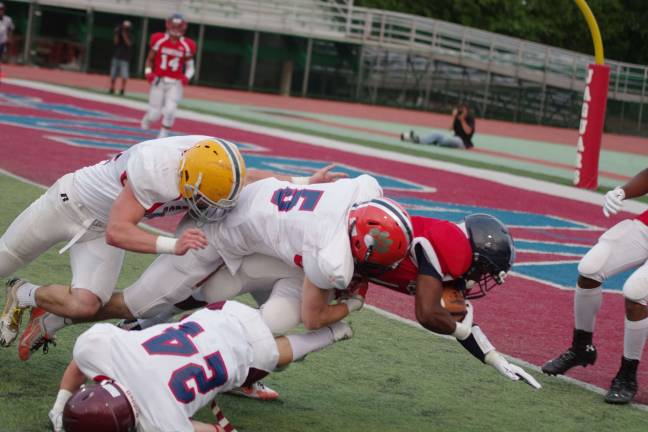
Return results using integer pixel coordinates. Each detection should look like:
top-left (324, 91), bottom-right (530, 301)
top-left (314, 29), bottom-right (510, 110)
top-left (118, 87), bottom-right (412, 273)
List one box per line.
top-left (145, 67), bottom-right (152, 75)
top-left (452, 320), bottom-right (472, 341)
top-left (155, 236), bottom-right (177, 254)
top-left (291, 176), bottom-right (310, 185)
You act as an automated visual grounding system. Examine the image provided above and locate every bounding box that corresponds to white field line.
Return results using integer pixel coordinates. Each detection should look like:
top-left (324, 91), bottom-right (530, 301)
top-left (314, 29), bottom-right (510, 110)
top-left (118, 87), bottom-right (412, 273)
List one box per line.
top-left (3, 81), bottom-right (648, 410)
top-left (6, 78), bottom-right (648, 215)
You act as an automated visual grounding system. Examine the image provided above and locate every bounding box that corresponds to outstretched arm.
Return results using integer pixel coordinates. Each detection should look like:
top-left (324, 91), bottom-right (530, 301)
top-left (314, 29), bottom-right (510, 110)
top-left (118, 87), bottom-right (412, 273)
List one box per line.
top-left (603, 167), bottom-right (648, 217)
top-left (246, 164), bottom-right (347, 186)
top-left (49, 361), bottom-right (88, 432)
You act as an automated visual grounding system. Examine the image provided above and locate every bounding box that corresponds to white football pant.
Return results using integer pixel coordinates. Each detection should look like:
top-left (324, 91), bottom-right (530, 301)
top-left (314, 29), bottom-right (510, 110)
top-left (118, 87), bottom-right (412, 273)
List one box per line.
top-left (578, 219), bottom-right (648, 304)
top-left (142, 78), bottom-right (183, 130)
top-left (0, 173), bottom-right (124, 304)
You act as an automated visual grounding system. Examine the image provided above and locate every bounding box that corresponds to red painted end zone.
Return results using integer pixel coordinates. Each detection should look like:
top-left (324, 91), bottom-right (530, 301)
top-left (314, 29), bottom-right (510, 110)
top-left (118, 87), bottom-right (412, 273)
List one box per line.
top-left (0, 82), bottom-right (645, 403)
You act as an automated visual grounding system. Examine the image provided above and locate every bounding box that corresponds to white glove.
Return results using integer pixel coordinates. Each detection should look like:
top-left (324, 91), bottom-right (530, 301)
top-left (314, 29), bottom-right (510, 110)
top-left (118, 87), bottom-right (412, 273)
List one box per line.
top-left (485, 351), bottom-right (542, 389)
top-left (49, 409), bottom-right (64, 432)
top-left (341, 295), bottom-right (365, 313)
top-left (603, 187), bottom-right (625, 217)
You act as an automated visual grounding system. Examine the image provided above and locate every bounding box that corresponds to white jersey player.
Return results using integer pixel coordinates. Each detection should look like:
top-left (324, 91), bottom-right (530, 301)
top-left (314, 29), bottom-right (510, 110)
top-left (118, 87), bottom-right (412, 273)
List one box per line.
top-left (48, 301), bottom-right (353, 432)
top-left (0, 135), bottom-right (338, 360)
top-left (100, 175), bottom-right (413, 336)
top-left (543, 167), bottom-right (648, 404)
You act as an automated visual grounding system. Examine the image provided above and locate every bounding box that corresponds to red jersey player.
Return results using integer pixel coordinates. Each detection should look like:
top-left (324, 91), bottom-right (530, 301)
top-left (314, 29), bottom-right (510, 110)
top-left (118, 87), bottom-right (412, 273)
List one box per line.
top-left (362, 214), bottom-right (540, 388)
top-left (141, 13), bottom-right (196, 138)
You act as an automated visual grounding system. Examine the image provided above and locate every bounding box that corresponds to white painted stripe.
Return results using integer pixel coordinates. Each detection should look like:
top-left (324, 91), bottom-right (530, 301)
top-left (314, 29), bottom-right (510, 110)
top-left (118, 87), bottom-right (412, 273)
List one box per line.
top-left (3, 80), bottom-right (646, 409)
top-left (365, 304), bottom-right (648, 411)
top-left (6, 78), bottom-right (648, 215)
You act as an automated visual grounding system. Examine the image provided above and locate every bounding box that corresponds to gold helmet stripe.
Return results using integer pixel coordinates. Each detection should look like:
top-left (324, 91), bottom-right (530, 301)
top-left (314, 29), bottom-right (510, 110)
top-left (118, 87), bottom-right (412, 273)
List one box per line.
top-left (217, 139), bottom-right (243, 201)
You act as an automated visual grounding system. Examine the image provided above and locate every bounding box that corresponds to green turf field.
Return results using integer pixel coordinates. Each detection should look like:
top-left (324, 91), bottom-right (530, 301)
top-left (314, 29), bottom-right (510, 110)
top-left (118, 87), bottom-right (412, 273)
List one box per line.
top-left (1, 175), bottom-right (648, 431)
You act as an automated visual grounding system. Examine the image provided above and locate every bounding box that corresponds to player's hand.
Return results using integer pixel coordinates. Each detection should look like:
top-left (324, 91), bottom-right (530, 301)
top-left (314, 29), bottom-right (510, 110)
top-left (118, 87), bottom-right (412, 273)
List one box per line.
top-left (181, 75), bottom-right (190, 86)
top-left (603, 187), bottom-right (625, 217)
top-left (145, 72), bottom-right (156, 84)
top-left (485, 351), bottom-right (542, 389)
top-left (308, 164), bottom-right (348, 184)
top-left (49, 408), bottom-right (64, 432)
top-left (175, 228), bottom-right (208, 255)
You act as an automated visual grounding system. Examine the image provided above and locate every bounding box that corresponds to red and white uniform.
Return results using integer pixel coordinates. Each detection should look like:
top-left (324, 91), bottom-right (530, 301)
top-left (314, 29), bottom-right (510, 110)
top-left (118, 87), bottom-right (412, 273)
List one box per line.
top-left (149, 32), bottom-right (196, 81)
top-left (0, 135), bottom-right (211, 305)
top-left (370, 216), bottom-right (473, 294)
top-left (123, 175), bottom-right (383, 328)
top-left (73, 301), bottom-right (277, 432)
top-left (579, 212), bottom-right (648, 304)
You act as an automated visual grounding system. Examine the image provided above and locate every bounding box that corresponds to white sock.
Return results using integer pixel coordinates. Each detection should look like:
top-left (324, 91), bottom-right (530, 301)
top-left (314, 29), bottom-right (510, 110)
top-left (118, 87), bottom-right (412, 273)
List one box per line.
top-left (286, 326), bottom-right (336, 361)
top-left (574, 286), bottom-right (602, 332)
top-left (52, 389), bottom-right (73, 413)
top-left (624, 316), bottom-right (648, 360)
top-left (158, 127), bottom-right (170, 138)
top-left (43, 314), bottom-right (70, 336)
top-left (16, 283), bottom-right (40, 308)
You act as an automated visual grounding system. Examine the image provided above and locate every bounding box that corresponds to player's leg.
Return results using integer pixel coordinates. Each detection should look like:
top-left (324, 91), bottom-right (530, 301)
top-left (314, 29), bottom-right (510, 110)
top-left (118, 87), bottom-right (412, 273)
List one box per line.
top-left (543, 219), bottom-right (648, 375)
top-left (119, 60), bottom-right (129, 95)
top-left (436, 136), bottom-right (465, 148)
top-left (158, 81), bottom-right (183, 138)
top-left (0, 176), bottom-right (90, 346)
top-left (604, 262), bottom-right (648, 404)
top-left (109, 57), bottom-right (118, 93)
top-left (418, 131), bottom-right (444, 145)
top-left (16, 234), bottom-right (125, 360)
top-left (142, 79), bottom-right (163, 129)
top-left (123, 246), bottom-right (222, 321)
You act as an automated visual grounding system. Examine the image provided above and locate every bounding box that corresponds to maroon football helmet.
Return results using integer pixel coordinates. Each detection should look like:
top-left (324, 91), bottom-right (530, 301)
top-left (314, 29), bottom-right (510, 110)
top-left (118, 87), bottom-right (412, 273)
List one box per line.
top-left (63, 380), bottom-right (137, 432)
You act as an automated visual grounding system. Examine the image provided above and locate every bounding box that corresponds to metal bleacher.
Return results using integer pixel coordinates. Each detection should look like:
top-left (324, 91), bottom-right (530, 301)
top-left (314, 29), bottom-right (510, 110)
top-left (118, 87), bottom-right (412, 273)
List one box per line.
top-left (12, 0), bottom-right (648, 129)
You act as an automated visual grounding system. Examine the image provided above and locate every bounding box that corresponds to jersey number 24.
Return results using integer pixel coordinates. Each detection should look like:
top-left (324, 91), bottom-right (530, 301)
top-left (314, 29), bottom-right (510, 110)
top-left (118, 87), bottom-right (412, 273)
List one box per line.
top-left (142, 321), bottom-right (228, 404)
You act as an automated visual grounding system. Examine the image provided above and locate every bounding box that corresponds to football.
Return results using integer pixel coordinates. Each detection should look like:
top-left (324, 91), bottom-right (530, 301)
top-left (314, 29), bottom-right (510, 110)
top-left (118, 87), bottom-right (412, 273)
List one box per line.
top-left (441, 287), bottom-right (467, 321)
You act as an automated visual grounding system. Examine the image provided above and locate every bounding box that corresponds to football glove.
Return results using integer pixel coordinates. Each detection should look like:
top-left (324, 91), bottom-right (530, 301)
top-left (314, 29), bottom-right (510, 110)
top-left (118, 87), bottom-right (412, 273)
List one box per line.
top-left (485, 351), bottom-right (542, 389)
top-left (603, 187), bottom-right (625, 217)
top-left (49, 408), bottom-right (63, 432)
top-left (145, 72), bottom-right (156, 84)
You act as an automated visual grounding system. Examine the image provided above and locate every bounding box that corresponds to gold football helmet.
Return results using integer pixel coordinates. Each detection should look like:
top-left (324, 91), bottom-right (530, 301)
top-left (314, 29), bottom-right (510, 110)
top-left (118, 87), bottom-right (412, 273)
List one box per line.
top-left (179, 138), bottom-right (246, 224)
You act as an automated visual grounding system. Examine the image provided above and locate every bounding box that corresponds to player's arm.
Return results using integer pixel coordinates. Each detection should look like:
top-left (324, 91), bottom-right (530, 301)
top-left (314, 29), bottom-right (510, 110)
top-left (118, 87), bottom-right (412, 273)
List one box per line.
top-left (245, 164), bottom-right (347, 186)
top-left (106, 181), bottom-right (207, 255)
top-left (49, 361), bottom-right (88, 432)
top-left (301, 277), bottom-right (352, 330)
top-left (144, 46), bottom-right (157, 83)
top-left (191, 420), bottom-right (224, 432)
top-left (413, 244), bottom-right (470, 337)
top-left (603, 167), bottom-right (648, 216)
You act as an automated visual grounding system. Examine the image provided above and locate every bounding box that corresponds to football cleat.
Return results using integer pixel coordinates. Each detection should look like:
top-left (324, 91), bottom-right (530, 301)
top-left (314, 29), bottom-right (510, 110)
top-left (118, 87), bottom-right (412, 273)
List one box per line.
top-left (116, 318), bottom-right (142, 331)
top-left (0, 278), bottom-right (28, 347)
top-left (329, 321), bottom-right (353, 342)
top-left (227, 381), bottom-right (279, 401)
top-left (18, 307), bottom-right (56, 361)
top-left (605, 357), bottom-right (639, 404)
top-left (542, 346), bottom-right (597, 375)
